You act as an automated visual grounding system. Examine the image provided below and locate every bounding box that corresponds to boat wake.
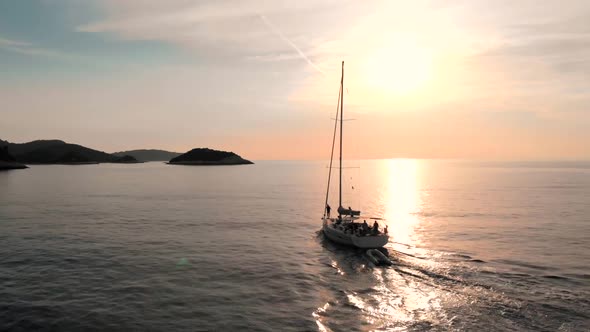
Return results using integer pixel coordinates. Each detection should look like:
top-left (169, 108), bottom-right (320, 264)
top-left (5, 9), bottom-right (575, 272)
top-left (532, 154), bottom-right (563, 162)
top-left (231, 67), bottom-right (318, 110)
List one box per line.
top-left (314, 231), bottom-right (589, 331)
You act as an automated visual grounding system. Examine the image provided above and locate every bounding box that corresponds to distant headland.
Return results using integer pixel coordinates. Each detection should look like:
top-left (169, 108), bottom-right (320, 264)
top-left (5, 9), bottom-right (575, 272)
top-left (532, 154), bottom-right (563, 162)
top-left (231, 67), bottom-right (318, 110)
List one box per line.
top-left (0, 145), bottom-right (28, 170)
top-left (168, 148), bottom-right (253, 165)
top-left (0, 139), bottom-right (252, 168)
top-left (113, 149), bottom-right (181, 162)
top-left (0, 139), bottom-right (140, 165)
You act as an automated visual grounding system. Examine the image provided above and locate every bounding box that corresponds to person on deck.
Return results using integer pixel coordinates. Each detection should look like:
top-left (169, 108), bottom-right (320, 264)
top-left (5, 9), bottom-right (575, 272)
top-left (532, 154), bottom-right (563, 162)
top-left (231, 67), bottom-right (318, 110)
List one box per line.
top-left (362, 220), bottom-right (369, 235)
top-left (372, 221), bottom-right (379, 235)
top-left (326, 204), bottom-right (331, 218)
top-left (384, 225), bottom-right (388, 234)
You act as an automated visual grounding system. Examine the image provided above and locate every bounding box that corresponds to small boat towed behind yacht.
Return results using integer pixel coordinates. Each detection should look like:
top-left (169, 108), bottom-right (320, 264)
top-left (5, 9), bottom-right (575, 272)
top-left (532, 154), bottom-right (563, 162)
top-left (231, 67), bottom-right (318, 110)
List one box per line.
top-left (321, 61), bottom-right (389, 249)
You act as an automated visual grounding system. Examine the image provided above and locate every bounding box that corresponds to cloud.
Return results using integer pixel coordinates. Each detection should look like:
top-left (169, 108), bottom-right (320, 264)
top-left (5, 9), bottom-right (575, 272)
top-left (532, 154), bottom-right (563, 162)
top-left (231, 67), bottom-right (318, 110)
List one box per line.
top-left (0, 37), bottom-right (31, 47)
top-left (78, 1), bottom-right (331, 41)
top-left (0, 35), bottom-right (75, 60)
top-left (464, 6), bottom-right (590, 111)
top-left (246, 53), bottom-right (302, 62)
top-left (76, 0), bottom-right (355, 66)
top-left (258, 14), bottom-right (324, 74)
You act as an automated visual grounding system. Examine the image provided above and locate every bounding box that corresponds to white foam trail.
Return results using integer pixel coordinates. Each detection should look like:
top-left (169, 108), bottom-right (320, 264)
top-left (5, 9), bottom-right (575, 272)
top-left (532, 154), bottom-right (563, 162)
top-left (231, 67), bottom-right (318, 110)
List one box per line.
top-left (259, 14), bottom-right (325, 75)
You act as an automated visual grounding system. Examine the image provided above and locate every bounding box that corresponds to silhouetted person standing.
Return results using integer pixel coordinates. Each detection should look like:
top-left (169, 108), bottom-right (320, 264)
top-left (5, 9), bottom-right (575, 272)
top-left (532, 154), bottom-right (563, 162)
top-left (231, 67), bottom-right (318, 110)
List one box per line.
top-left (373, 221), bottom-right (379, 235)
top-left (326, 204), bottom-right (331, 218)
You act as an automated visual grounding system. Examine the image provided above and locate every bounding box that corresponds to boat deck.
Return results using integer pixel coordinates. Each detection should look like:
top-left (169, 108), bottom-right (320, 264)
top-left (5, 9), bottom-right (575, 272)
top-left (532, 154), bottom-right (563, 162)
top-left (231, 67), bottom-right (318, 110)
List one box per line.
top-left (322, 217), bottom-right (389, 248)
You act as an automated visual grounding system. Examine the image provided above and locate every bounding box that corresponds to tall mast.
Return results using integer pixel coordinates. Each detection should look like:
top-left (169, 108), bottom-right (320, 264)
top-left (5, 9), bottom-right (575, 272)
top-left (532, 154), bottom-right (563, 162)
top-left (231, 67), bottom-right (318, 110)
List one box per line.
top-left (339, 61), bottom-right (344, 209)
top-left (323, 84), bottom-right (341, 218)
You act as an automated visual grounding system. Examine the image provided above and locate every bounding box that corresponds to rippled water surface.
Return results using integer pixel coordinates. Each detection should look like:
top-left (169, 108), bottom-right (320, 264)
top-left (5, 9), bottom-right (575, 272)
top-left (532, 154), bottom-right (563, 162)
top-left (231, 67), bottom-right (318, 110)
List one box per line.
top-left (1, 160), bottom-right (589, 331)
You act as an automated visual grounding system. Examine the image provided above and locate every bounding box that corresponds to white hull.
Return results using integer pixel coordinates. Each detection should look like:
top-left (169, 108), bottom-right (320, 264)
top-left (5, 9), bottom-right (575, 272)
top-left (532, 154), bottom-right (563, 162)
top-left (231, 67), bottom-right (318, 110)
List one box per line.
top-left (322, 217), bottom-right (388, 249)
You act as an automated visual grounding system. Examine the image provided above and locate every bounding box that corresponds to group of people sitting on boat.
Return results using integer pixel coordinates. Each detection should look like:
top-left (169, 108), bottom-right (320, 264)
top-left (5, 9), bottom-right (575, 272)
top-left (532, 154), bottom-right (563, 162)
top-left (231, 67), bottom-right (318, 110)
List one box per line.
top-left (326, 204), bottom-right (388, 236)
top-left (327, 204), bottom-right (388, 236)
top-left (334, 217), bottom-right (387, 236)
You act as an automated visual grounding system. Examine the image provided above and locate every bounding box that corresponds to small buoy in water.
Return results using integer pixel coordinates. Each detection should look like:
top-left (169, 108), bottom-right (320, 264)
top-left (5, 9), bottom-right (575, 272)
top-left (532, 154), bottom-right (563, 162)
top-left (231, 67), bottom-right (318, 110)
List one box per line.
top-left (366, 249), bottom-right (393, 266)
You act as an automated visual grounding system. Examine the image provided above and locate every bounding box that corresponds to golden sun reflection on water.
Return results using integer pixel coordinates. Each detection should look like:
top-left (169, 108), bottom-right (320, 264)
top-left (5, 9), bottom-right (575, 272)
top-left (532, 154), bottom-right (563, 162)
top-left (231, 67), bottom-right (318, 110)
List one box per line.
top-left (364, 160), bottom-right (450, 329)
top-left (315, 160), bottom-right (459, 330)
top-left (312, 302), bottom-right (330, 332)
top-left (383, 159), bottom-right (423, 249)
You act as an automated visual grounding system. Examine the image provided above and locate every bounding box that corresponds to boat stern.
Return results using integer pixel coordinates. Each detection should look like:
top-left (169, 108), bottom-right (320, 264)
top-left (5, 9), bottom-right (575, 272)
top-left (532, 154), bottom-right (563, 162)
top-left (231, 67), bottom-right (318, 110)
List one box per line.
top-left (352, 234), bottom-right (389, 249)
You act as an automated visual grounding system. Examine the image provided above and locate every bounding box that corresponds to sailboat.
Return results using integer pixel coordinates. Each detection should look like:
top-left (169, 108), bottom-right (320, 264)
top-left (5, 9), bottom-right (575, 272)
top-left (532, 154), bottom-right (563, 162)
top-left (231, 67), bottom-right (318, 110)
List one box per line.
top-left (321, 61), bottom-right (389, 249)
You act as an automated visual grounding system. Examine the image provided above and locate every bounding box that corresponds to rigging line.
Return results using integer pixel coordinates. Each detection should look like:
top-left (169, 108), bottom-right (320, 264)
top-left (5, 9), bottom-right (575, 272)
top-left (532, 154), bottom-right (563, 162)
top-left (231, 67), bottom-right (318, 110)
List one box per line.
top-left (339, 61), bottom-right (344, 209)
top-left (323, 83), bottom-right (342, 218)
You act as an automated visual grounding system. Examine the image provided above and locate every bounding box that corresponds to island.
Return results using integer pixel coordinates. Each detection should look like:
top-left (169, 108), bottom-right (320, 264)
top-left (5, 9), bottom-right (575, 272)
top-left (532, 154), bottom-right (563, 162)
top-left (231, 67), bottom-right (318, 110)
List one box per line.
top-left (112, 149), bottom-right (180, 162)
top-left (112, 155), bottom-right (141, 163)
top-left (1, 139), bottom-right (139, 164)
top-left (0, 145), bottom-right (28, 170)
top-left (52, 151), bottom-right (99, 164)
top-left (1, 139), bottom-right (249, 166)
top-left (168, 148), bottom-right (253, 165)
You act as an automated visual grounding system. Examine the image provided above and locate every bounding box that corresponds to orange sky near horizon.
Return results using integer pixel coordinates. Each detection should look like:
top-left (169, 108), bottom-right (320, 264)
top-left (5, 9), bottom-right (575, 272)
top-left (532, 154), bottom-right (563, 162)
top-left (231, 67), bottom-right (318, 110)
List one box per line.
top-left (1, 0), bottom-right (589, 160)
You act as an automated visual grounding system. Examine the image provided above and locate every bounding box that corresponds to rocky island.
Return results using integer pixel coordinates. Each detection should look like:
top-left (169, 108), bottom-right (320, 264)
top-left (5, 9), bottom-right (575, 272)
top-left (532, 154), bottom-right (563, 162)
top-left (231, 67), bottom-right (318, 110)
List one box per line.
top-left (168, 148), bottom-right (253, 165)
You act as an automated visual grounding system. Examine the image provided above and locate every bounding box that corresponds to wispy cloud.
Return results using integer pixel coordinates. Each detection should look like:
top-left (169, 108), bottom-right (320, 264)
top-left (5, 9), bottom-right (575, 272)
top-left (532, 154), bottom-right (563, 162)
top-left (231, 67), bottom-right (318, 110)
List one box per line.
top-left (246, 53), bottom-right (302, 62)
top-left (258, 14), bottom-right (324, 74)
top-left (0, 37), bottom-right (31, 48)
top-left (76, 0), bottom-right (344, 61)
top-left (0, 35), bottom-right (74, 60)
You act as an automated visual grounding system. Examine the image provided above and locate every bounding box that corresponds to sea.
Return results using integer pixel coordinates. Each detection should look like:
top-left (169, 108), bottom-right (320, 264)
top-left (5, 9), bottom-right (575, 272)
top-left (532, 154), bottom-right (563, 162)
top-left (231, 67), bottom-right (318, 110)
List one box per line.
top-left (0, 160), bottom-right (588, 331)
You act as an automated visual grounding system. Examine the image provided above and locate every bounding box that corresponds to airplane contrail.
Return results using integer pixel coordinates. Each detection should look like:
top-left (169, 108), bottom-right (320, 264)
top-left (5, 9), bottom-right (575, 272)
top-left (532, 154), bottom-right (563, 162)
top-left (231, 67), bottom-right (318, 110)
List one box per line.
top-left (258, 14), bottom-right (325, 75)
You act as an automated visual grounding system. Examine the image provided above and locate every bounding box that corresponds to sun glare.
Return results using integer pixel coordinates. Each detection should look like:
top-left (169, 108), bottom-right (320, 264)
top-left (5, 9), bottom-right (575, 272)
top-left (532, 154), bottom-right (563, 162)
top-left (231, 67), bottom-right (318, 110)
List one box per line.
top-left (363, 38), bottom-right (433, 95)
top-left (385, 159), bottom-right (421, 247)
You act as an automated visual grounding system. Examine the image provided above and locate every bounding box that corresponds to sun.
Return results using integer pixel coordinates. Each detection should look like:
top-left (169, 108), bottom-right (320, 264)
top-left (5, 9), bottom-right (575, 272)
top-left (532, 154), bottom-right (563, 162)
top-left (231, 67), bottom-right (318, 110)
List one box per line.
top-left (363, 38), bottom-right (433, 95)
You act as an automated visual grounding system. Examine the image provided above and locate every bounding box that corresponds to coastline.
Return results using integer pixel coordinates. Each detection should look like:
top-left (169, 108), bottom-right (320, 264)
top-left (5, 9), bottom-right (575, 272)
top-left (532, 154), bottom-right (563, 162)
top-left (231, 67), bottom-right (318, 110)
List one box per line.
top-left (0, 161), bottom-right (28, 170)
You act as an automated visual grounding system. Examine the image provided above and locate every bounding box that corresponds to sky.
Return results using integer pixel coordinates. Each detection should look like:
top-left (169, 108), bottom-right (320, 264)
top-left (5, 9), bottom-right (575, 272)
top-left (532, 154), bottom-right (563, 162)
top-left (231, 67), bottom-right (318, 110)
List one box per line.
top-left (1, 0), bottom-right (589, 160)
